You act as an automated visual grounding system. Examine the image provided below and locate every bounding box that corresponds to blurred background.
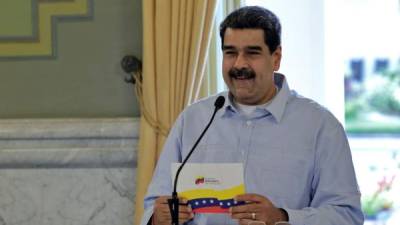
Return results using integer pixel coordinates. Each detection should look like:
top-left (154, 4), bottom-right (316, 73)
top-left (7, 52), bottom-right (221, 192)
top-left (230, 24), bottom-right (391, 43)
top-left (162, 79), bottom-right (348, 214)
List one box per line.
top-left (244, 0), bottom-right (400, 224)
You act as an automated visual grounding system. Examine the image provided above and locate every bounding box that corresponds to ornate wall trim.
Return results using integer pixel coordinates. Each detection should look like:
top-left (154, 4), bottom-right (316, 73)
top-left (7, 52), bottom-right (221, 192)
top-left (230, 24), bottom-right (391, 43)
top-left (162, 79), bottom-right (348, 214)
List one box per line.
top-left (0, 117), bottom-right (139, 168)
top-left (0, 0), bottom-right (93, 59)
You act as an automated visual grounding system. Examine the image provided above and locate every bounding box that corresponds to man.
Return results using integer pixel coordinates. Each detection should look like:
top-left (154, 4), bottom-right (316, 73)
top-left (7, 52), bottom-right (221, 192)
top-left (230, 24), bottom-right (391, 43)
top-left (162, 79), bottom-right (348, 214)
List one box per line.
top-left (140, 6), bottom-right (364, 225)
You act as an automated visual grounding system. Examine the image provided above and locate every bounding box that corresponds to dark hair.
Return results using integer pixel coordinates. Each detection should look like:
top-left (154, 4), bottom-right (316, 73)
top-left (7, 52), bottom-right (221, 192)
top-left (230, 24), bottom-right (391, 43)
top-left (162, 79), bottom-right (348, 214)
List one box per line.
top-left (219, 6), bottom-right (281, 53)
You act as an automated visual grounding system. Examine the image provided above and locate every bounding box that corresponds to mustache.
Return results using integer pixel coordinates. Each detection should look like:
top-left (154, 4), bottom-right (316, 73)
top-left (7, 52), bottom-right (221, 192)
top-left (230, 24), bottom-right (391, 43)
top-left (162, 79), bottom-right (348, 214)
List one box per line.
top-left (228, 68), bottom-right (256, 79)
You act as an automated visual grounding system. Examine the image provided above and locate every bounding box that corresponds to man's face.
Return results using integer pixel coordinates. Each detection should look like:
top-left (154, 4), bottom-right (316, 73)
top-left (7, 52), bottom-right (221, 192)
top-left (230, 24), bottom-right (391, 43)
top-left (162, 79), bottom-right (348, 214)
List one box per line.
top-left (222, 28), bottom-right (282, 105)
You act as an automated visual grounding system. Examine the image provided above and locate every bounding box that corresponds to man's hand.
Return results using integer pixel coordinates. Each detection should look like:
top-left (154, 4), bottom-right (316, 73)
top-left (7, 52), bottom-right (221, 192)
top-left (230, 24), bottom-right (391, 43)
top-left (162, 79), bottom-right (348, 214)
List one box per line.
top-left (153, 196), bottom-right (194, 225)
top-left (229, 193), bottom-right (288, 225)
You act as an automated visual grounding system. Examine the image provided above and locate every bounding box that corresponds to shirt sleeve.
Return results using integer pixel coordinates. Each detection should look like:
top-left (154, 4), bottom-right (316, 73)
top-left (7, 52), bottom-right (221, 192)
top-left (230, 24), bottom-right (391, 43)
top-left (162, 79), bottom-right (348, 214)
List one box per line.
top-left (140, 208), bottom-right (154, 225)
top-left (283, 114), bottom-right (364, 225)
top-left (138, 114), bottom-right (184, 225)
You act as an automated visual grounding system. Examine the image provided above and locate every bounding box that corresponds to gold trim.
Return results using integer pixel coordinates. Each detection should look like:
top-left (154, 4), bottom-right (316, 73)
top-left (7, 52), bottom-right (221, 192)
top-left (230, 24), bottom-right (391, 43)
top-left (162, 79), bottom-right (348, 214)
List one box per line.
top-left (0, 0), bottom-right (90, 58)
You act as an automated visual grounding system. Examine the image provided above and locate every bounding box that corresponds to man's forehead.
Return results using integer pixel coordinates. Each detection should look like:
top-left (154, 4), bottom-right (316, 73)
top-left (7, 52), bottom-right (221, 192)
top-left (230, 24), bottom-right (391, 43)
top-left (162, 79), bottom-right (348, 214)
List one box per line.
top-left (223, 28), bottom-right (266, 48)
top-left (224, 28), bottom-right (264, 39)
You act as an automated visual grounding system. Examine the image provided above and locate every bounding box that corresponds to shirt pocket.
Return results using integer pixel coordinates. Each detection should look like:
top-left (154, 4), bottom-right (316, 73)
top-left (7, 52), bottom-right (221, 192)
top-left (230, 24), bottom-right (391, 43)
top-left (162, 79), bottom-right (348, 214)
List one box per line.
top-left (246, 147), bottom-right (312, 200)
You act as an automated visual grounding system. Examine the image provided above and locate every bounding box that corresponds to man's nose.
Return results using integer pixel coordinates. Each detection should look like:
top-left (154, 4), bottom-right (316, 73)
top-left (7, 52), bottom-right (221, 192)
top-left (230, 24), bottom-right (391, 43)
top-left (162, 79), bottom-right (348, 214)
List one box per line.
top-left (233, 53), bottom-right (249, 69)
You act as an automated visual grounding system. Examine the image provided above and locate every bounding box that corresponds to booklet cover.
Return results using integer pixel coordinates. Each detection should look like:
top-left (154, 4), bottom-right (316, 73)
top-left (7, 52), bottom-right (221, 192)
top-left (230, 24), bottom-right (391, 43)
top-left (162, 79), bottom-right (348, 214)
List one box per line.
top-left (171, 163), bottom-right (245, 213)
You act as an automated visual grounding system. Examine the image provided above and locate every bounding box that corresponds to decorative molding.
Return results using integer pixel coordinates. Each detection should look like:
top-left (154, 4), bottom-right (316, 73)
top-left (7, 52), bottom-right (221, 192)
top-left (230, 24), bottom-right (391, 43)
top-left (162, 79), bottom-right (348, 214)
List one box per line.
top-left (0, 117), bottom-right (139, 139)
top-left (0, 118), bottom-right (139, 168)
top-left (0, 0), bottom-right (93, 59)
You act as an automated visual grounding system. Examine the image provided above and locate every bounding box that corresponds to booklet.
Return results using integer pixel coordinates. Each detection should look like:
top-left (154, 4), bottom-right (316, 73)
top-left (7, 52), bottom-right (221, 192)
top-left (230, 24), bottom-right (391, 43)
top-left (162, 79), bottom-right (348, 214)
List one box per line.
top-left (171, 163), bottom-right (245, 213)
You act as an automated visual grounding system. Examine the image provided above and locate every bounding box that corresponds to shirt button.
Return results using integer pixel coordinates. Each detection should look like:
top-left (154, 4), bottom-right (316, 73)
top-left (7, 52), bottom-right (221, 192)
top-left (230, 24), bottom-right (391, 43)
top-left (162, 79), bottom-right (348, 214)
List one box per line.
top-left (246, 121), bottom-right (252, 126)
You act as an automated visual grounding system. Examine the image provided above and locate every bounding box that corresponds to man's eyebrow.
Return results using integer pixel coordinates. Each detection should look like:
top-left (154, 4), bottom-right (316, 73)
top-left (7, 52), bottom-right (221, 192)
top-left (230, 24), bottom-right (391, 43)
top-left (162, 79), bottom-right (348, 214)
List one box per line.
top-left (222, 45), bottom-right (263, 51)
top-left (246, 46), bottom-right (263, 51)
top-left (222, 45), bottom-right (236, 50)
top-left (222, 45), bottom-right (262, 51)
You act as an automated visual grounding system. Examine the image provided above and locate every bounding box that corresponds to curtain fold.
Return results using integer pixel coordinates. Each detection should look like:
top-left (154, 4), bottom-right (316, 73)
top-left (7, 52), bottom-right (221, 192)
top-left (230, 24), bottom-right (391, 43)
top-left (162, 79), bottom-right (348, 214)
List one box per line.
top-left (134, 1), bottom-right (218, 224)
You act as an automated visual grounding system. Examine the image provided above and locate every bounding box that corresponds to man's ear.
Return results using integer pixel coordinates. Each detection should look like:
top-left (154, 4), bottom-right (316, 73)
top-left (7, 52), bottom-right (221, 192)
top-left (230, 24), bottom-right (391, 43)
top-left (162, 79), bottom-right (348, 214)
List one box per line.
top-left (273, 46), bottom-right (282, 71)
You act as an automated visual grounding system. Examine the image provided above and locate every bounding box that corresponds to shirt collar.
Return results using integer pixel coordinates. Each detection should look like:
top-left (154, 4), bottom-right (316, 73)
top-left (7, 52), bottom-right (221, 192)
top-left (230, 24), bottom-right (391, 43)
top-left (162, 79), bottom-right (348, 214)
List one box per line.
top-left (220, 92), bottom-right (236, 116)
top-left (220, 73), bottom-right (290, 123)
top-left (263, 73), bottom-right (290, 123)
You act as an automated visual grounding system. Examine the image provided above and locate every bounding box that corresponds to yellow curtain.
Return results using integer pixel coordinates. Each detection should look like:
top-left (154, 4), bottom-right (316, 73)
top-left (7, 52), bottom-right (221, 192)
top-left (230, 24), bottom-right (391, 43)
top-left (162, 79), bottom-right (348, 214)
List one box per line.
top-left (134, 1), bottom-right (218, 224)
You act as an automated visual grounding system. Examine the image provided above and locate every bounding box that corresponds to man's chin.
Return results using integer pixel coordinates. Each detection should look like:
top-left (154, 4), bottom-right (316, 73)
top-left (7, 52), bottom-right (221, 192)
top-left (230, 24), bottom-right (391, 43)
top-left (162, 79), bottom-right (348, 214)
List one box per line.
top-left (231, 92), bottom-right (254, 104)
top-left (233, 88), bottom-right (252, 96)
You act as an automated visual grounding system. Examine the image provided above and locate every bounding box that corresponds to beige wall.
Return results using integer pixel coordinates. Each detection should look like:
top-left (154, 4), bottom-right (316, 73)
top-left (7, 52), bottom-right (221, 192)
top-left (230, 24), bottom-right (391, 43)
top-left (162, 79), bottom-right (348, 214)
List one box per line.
top-left (0, 0), bottom-right (141, 118)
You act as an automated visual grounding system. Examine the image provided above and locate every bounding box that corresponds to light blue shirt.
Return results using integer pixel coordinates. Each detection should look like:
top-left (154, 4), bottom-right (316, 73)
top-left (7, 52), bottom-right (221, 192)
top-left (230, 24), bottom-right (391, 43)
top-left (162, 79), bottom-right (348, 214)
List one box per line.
top-left (140, 73), bottom-right (364, 225)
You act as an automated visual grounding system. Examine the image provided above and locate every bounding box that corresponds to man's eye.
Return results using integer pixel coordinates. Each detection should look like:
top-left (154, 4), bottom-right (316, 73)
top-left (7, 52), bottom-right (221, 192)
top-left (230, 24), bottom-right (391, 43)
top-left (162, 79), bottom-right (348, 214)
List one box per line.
top-left (247, 51), bottom-right (260, 55)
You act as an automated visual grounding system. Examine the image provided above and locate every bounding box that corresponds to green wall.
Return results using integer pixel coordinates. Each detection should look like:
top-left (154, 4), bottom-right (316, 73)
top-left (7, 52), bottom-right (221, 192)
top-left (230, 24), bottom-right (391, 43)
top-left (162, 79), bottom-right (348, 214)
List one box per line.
top-left (0, 0), bottom-right (33, 37)
top-left (0, 0), bottom-right (141, 118)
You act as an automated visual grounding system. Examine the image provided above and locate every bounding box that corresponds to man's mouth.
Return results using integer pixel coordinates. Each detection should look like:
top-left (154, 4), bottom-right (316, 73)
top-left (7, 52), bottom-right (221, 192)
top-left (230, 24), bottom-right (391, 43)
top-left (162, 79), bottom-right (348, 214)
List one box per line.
top-left (234, 75), bottom-right (253, 80)
top-left (229, 68), bottom-right (256, 80)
